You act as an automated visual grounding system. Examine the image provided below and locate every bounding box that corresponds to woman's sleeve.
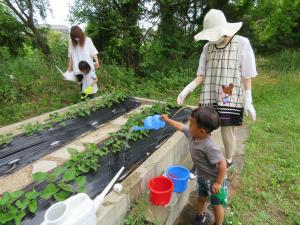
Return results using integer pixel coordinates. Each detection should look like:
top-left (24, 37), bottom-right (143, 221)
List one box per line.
top-left (196, 43), bottom-right (209, 76)
top-left (240, 38), bottom-right (257, 78)
top-left (88, 37), bottom-right (99, 57)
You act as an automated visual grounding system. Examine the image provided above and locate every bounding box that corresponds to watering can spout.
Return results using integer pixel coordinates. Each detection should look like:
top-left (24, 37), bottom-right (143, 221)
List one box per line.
top-left (94, 166), bottom-right (125, 211)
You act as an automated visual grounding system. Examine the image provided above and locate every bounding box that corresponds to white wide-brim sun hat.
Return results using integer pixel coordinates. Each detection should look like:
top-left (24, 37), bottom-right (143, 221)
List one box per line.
top-left (194, 9), bottom-right (243, 42)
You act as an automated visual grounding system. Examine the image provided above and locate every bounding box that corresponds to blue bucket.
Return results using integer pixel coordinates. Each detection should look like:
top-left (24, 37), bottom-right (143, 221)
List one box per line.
top-left (166, 166), bottom-right (190, 193)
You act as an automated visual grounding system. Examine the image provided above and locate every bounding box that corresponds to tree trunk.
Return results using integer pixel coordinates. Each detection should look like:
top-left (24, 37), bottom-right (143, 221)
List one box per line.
top-left (29, 23), bottom-right (51, 56)
top-left (119, 0), bottom-right (141, 73)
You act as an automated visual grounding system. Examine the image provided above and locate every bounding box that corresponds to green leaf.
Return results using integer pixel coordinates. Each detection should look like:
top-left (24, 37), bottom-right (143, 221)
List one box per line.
top-left (78, 165), bottom-right (89, 173)
top-left (58, 182), bottom-right (73, 192)
top-left (14, 210), bottom-right (26, 225)
top-left (0, 210), bottom-right (16, 223)
top-left (67, 148), bottom-right (78, 156)
top-left (0, 192), bottom-right (10, 206)
top-left (29, 200), bottom-right (37, 213)
top-left (54, 191), bottom-right (70, 201)
top-left (25, 189), bottom-right (40, 200)
top-left (47, 173), bottom-right (57, 183)
top-left (15, 199), bottom-right (28, 210)
top-left (63, 168), bottom-right (76, 181)
top-left (40, 183), bottom-right (57, 200)
top-left (75, 176), bottom-right (86, 192)
top-left (32, 172), bottom-right (48, 182)
top-left (52, 166), bottom-right (65, 177)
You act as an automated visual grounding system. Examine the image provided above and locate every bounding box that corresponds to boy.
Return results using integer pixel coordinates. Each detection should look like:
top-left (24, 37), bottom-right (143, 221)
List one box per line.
top-left (176, 9), bottom-right (257, 169)
top-left (161, 107), bottom-right (227, 225)
top-left (78, 60), bottom-right (99, 100)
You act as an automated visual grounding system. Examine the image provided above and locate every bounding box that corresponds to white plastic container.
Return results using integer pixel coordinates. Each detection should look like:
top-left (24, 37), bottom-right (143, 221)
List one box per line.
top-left (41, 193), bottom-right (96, 225)
top-left (41, 167), bottom-right (124, 225)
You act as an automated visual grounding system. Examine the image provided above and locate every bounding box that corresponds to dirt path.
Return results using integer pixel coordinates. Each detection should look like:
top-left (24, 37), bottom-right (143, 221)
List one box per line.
top-left (174, 126), bottom-right (249, 225)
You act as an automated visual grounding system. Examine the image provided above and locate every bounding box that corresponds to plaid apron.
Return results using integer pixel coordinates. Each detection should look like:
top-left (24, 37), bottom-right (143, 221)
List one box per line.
top-left (200, 36), bottom-right (244, 126)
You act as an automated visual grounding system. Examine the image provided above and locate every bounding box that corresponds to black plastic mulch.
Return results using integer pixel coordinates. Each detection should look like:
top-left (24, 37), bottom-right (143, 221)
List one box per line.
top-left (21, 107), bottom-right (192, 225)
top-left (0, 97), bottom-right (140, 176)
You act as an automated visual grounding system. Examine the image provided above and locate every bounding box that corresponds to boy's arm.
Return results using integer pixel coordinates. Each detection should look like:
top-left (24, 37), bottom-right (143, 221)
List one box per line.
top-left (91, 75), bottom-right (98, 86)
top-left (212, 159), bottom-right (226, 194)
top-left (89, 72), bottom-right (98, 86)
top-left (161, 114), bottom-right (184, 132)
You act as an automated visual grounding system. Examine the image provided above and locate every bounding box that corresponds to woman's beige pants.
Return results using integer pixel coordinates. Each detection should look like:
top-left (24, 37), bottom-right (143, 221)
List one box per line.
top-left (221, 126), bottom-right (237, 160)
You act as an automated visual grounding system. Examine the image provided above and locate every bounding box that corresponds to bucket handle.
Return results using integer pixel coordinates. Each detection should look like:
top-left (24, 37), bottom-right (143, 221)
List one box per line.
top-left (189, 172), bottom-right (196, 180)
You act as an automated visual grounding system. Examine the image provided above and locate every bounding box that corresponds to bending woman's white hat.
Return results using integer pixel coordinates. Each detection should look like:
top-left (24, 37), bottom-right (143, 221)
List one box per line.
top-left (194, 9), bottom-right (242, 42)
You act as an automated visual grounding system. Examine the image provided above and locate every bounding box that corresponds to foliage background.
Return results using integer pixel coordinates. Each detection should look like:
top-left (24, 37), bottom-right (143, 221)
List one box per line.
top-left (0, 1), bottom-right (299, 224)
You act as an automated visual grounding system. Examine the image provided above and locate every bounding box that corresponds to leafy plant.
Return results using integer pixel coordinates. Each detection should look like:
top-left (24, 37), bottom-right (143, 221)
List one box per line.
top-left (16, 91), bottom-right (128, 136)
top-left (0, 102), bottom-right (173, 224)
top-left (20, 122), bottom-right (44, 136)
top-left (0, 133), bottom-right (13, 146)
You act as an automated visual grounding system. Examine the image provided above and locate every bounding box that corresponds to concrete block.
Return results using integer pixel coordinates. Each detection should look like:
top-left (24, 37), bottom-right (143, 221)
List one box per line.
top-left (49, 149), bottom-right (71, 160)
top-left (97, 193), bottom-right (130, 225)
top-left (122, 172), bottom-right (143, 203)
top-left (32, 160), bottom-right (57, 174)
top-left (165, 180), bottom-right (197, 225)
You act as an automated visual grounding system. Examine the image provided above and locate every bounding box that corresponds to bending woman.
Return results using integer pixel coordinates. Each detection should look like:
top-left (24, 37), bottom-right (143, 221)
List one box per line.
top-left (67, 25), bottom-right (100, 88)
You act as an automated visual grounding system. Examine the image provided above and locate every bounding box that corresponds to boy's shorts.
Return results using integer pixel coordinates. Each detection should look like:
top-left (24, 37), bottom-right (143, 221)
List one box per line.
top-left (197, 177), bottom-right (228, 207)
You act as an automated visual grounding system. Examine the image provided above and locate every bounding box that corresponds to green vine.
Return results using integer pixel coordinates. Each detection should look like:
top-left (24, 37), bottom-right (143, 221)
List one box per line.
top-left (0, 92), bottom-right (127, 142)
top-left (0, 133), bottom-right (13, 146)
top-left (0, 102), bottom-right (175, 224)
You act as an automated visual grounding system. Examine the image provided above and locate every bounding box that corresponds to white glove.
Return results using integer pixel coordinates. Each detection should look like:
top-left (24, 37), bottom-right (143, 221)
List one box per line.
top-left (177, 81), bottom-right (197, 105)
top-left (243, 90), bottom-right (256, 121)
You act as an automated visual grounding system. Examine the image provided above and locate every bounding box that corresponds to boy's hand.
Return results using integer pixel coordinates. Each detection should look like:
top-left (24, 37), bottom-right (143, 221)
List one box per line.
top-left (212, 182), bottom-right (222, 194)
top-left (160, 114), bottom-right (169, 122)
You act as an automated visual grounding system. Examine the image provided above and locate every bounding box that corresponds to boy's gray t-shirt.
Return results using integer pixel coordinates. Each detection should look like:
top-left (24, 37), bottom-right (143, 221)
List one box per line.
top-left (183, 125), bottom-right (224, 180)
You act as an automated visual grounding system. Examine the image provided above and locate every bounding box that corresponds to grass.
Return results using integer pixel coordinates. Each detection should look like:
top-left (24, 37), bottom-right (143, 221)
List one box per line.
top-left (124, 193), bottom-right (157, 225)
top-left (0, 46), bottom-right (80, 126)
top-left (225, 50), bottom-right (300, 225)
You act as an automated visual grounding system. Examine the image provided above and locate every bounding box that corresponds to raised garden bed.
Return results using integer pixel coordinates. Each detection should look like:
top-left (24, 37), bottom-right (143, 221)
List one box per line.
top-left (0, 102), bottom-right (192, 225)
top-left (0, 93), bottom-right (140, 176)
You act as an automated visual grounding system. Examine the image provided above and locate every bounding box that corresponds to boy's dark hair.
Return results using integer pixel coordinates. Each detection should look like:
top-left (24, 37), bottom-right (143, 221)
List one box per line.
top-left (191, 107), bottom-right (220, 133)
top-left (78, 61), bottom-right (91, 73)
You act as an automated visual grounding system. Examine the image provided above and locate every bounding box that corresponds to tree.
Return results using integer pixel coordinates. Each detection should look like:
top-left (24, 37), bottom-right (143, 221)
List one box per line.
top-left (1, 0), bottom-right (51, 56)
top-left (246, 0), bottom-right (300, 51)
top-left (0, 4), bottom-right (26, 54)
top-left (72, 0), bottom-right (143, 72)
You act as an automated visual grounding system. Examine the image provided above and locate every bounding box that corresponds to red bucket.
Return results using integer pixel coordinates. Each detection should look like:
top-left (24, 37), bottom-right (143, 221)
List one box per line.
top-left (148, 176), bottom-right (173, 206)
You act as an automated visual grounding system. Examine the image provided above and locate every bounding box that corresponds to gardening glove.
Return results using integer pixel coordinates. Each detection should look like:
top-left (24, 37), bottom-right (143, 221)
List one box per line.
top-left (177, 81), bottom-right (197, 105)
top-left (243, 89), bottom-right (256, 121)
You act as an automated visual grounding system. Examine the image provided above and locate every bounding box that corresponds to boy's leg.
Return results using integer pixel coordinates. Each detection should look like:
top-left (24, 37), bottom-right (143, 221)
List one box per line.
top-left (212, 205), bottom-right (224, 225)
top-left (210, 179), bottom-right (228, 225)
top-left (193, 178), bottom-right (208, 225)
top-left (220, 126), bottom-right (236, 162)
top-left (196, 196), bottom-right (208, 214)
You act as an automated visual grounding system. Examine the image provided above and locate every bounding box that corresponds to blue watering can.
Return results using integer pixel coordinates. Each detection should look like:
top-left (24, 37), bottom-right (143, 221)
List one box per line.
top-left (133, 114), bottom-right (166, 131)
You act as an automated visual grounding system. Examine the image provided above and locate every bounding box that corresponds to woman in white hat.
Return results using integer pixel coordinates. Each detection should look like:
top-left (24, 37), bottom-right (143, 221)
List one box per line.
top-left (178, 9), bottom-right (257, 166)
top-left (177, 9), bottom-right (257, 225)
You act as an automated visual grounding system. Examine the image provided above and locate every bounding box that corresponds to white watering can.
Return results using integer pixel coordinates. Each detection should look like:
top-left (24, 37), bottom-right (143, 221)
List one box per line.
top-left (41, 166), bottom-right (125, 225)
